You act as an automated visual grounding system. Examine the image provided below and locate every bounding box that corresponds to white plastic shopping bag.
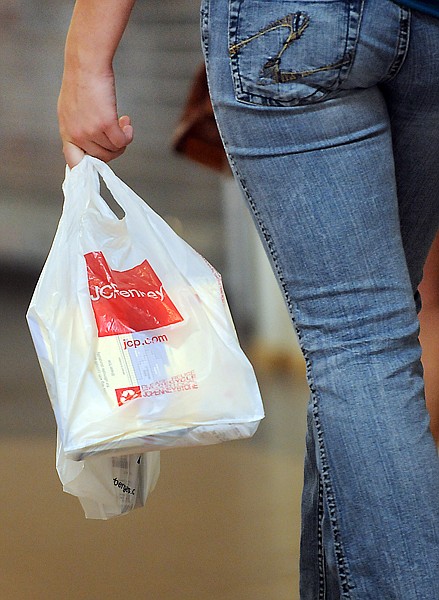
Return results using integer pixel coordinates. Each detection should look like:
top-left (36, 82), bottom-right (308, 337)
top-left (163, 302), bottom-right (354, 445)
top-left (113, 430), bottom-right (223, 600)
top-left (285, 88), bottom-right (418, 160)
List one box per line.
top-left (56, 435), bottom-right (160, 520)
top-left (27, 156), bottom-right (264, 461)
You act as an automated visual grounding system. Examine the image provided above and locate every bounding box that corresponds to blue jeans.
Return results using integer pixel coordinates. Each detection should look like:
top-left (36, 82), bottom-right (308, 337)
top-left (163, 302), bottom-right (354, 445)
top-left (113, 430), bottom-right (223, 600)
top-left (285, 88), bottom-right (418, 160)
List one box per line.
top-left (200, 0), bottom-right (439, 597)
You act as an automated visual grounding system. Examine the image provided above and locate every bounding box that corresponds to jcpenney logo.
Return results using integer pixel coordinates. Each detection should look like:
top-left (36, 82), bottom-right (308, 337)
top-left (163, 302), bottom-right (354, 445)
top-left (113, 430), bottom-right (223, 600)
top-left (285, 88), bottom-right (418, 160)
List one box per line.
top-left (85, 251), bottom-right (183, 336)
top-left (90, 283), bottom-right (165, 302)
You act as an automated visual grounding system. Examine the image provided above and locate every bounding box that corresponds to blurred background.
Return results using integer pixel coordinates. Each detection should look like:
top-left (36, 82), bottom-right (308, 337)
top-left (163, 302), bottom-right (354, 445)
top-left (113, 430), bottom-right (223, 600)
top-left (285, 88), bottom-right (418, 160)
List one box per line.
top-left (0, 1), bottom-right (309, 598)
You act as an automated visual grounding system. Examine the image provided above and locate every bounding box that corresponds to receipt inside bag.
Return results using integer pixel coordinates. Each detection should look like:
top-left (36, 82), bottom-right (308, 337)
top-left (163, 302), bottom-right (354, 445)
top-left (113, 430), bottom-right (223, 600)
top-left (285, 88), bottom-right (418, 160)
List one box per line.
top-left (27, 156), bottom-right (264, 460)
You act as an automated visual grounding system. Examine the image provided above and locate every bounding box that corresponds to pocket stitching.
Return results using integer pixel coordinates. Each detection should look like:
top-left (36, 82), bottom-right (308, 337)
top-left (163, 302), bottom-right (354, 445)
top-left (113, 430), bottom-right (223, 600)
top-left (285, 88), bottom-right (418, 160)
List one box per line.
top-left (229, 12), bottom-right (350, 84)
top-left (228, 0), bottom-right (357, 107)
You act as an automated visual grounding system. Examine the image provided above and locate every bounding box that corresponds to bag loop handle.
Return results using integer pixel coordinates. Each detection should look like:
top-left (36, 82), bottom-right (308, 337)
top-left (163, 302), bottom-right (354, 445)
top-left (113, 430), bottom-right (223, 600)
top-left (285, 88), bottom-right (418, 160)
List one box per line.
top-left (66, 156), bottom-right (151, 220)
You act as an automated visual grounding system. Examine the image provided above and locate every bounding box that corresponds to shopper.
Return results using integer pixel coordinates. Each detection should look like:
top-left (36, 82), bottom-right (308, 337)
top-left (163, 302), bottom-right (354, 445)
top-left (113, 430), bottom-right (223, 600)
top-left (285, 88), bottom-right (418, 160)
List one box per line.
top-left (58, 1), bottom-right (439, 598)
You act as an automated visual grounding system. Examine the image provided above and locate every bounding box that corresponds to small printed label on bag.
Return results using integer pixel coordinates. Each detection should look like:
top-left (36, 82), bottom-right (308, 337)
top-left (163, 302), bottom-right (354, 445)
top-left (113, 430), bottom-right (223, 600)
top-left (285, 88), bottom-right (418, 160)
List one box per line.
top-left (141, 370), bottom-right (199, 397)
top-left (85, 251), bottom-right (183, 337)
top-left (91, 329), bottom-right (199, 407)
top-left (114, 372), bottom-right (199, 405)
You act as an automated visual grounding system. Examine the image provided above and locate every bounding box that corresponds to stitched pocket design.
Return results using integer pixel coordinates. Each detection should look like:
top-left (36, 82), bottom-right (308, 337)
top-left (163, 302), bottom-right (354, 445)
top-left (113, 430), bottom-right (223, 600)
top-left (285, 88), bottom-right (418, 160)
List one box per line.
top-left (228, 0), bottom-right (359, 106)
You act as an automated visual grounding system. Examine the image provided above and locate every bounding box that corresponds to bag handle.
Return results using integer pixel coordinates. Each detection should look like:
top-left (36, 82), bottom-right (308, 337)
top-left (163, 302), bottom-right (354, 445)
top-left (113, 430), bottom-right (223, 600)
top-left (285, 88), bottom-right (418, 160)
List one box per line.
top-left (88, 156), bottom-right (151, 217)
top-left (65, 155), bottom-right (152, 221)
top-left (66, 156), bottom-right (197, 281)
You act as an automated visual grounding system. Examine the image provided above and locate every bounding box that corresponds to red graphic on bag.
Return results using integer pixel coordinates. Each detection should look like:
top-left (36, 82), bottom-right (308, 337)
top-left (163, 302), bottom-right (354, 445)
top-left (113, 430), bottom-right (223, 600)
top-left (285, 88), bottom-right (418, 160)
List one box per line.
top-left (115, 386), bottom-right (142, 406)
top-left (85, 251), bottom-right (183, 336)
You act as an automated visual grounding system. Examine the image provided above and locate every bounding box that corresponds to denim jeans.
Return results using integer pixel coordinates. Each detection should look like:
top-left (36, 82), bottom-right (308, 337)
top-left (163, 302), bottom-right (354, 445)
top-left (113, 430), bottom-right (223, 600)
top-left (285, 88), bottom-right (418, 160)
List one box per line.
top-left (200, 0), bottom-right (439, 597)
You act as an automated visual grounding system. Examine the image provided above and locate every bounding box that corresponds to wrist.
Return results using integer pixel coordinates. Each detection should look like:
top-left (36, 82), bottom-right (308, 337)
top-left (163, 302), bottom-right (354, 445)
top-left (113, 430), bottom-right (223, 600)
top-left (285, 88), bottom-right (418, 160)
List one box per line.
top-left (64, 33), bottom-right (114, 76)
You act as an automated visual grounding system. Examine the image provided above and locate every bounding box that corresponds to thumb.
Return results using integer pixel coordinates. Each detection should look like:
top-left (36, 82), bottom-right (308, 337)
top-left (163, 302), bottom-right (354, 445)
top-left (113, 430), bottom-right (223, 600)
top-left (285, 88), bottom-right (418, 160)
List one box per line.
top-left (63, 141), bottom-right (85, 168)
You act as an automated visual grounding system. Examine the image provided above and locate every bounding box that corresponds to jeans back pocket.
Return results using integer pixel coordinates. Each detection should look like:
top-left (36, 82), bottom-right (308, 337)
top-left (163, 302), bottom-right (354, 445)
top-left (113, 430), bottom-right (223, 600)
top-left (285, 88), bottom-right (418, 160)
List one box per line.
top-left (228, 0), bottom-right (362, 106)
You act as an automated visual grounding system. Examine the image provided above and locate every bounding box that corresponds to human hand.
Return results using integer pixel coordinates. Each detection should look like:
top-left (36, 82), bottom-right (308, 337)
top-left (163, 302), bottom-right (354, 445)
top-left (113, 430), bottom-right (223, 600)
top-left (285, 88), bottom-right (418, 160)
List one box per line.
top-left (58, 67), bottom-right (134, 168)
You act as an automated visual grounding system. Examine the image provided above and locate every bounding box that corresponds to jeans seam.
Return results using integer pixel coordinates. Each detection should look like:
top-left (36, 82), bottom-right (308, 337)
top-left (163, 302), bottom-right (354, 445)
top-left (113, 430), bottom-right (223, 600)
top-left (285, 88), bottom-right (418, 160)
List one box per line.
top-left (200, 0), bottom-right (210, 65)
top-left (224, 153), bottom-right (356, 599)
top-left (342, 0), bottom-right (366, 82)
top-left (318, 479), bottom-right (327, 600)
top-left (225, 154), bottom-right (304, 350)
top-left (380, 6), bottom-right (411, 83)
top-left (312, 395), bottom-right (355, 599)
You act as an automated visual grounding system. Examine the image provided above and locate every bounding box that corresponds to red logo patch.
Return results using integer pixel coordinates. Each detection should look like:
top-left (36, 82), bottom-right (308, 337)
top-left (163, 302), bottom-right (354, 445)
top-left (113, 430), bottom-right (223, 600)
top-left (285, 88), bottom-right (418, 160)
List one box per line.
top-left (115, 386), bottom-right (142, 406)
top-left (85, 251), bottom-right (183, 337)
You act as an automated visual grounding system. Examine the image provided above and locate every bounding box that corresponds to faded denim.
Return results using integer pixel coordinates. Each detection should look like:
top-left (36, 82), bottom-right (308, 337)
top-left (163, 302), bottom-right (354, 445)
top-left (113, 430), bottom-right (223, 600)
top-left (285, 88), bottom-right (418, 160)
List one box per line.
top-left (200, 0), bottom-right (439, 598)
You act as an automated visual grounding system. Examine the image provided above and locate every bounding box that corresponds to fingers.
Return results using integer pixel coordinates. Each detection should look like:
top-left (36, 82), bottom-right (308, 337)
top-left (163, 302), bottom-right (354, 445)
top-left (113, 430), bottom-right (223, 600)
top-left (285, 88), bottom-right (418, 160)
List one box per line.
top-left (100, 121), bottom-right (130, 151)
top-left (63, 140), bottom-right (127, 167)
top-left (119, 115), bottom-right (131, 128)
top-left (119, 115), bottom-right (134, 144)
top-left (61, 115), bottom-right (134, 166)
top-left (79, 117), bottom-right (133, 153)
top-left (93, 116), bottom-right (134, 152)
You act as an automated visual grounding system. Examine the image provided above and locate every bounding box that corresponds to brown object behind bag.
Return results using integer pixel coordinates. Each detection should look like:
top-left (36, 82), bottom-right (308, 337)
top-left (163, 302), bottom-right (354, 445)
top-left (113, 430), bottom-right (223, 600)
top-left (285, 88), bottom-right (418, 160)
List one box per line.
top-left (172, 63), bottom-right (230, 174)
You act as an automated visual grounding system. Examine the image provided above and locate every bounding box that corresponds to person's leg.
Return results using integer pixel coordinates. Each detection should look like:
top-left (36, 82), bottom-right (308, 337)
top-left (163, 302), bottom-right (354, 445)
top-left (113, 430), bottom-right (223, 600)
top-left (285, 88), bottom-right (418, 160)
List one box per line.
top-left (380, 12), bottom-right (439, 445)
top-left (201, 0), bottom-right (439, 597)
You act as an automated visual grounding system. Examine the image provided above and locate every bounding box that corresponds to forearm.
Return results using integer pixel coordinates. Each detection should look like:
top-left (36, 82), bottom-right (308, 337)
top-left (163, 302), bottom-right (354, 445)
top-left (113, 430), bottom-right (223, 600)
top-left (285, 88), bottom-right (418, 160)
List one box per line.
top-left (64, 0), bottom-right (136, 74)
top-left (58, 0), bottom-right (136, 165)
